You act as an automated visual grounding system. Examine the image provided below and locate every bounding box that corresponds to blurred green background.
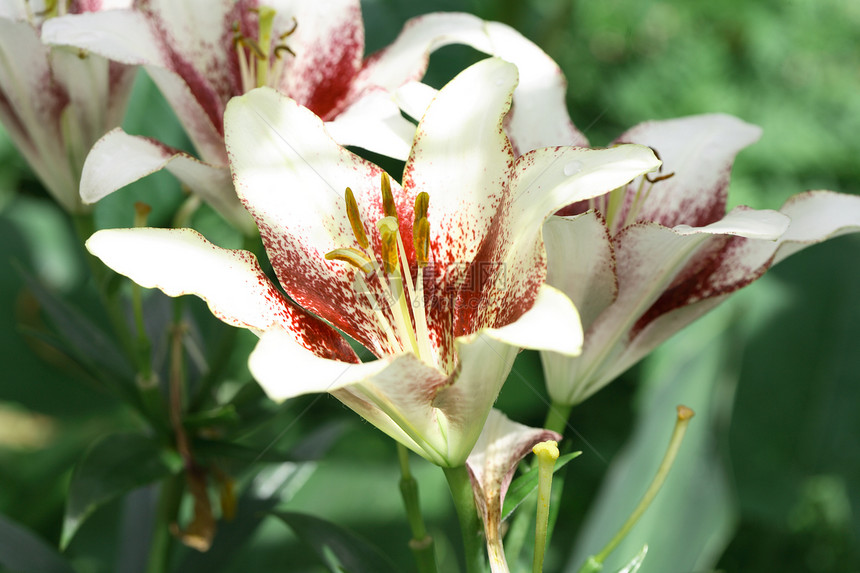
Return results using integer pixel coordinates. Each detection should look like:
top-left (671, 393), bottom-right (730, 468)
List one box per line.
top-left (1, 0), bottom-right (858, 572)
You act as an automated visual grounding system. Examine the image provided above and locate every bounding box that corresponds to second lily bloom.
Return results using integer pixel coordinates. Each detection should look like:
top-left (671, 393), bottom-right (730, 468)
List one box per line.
top-left (541, 113), bottom-right (860, 408)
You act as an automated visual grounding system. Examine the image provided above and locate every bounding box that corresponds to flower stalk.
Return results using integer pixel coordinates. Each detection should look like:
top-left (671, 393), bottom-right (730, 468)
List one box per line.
top-left (397, 443), bottom-right (438, 573)
top-left (577, 406), bottom-right (695, 573)
top-left (543, 402), bottom-right (573, 436)
top-left (443, 465), bottom-right (485, 573)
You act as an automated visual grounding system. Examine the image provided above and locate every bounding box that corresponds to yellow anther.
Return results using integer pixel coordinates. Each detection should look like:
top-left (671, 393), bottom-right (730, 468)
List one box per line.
top-left (414, 192), bottom-right (429, 224)
top-left (414, 217), bottom-right (430, 268)
top-left (279, 17), bottom-right (298, 40)
top-left (379, 227), bottom-right (399, 275)
top-left (345, 187), bottom-right (369, 249)
top-left (274, 45), bottom-right (296, 58)
top-left (380, 172), bottom-right (397, 218)
top-left (325, 248), bottom-right (374, 274)
top-left (240, 37), bottom-right (266, 59)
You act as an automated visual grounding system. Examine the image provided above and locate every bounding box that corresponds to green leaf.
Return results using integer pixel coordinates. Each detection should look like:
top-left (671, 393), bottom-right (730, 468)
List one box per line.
top-left (177, 419), bottom-right (348, 572)
top-left (177, 461), bottom-right (321, 572)
top-left (19, 269), bottom-right (135, 394)
top-left (61, 432), bottom-right (183, 549)
top-left (502, 450), bottom-right (581, 522)
top-left (271, 511), bottom-right (399, 573)
top-left (0, 513), bottom-right (76, 573)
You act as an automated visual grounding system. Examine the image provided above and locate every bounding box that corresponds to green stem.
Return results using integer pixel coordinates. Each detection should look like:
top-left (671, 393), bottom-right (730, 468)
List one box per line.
top-left (543, 402), bottom-right (572, 436)
top-left (397, 444), bottom-right (437, 573)
top-left (442, 465), bottom-right (484, 573)
top-left (578, 406), bottom-right (695, 572)
top-left (145, 474), bottom-right (182, 573)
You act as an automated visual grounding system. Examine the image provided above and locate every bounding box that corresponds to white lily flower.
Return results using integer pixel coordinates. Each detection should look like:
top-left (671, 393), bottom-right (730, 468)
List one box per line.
top-left (541, 114), bottom-right (860, 406)
top-left (87, 58), bottom-right (659, 466)
top-left (0, 0), bottom-right (135, 213)
top-left (42, 2), bottom-right (587, 230)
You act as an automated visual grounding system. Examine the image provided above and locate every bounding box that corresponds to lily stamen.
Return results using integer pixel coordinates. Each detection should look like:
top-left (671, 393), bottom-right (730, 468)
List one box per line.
top-left (233, 8), bottom-right (297, 93)
top-left (326, 176), bottom-right (436, 363)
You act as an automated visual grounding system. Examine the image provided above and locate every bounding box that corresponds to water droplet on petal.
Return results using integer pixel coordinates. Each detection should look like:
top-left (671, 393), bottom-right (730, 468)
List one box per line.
top-left (563, 161), bottom-right (583, 176)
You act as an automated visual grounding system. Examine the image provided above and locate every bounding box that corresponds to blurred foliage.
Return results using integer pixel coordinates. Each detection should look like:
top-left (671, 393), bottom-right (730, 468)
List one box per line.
top-left (1, 0), bottom-right (858, 572)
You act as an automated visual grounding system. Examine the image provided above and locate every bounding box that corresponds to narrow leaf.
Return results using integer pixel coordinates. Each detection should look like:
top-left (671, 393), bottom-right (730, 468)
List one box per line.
top-left (61, 432), bottom-right (183, 548)
top-left (0, 513), bottom-right (77, 573)
top-left (502, 450), bottom-right (581, 521)
top-left (21, 269), bottom-right (133, 382)
top-left (272, 511), bottom-right (399, 573)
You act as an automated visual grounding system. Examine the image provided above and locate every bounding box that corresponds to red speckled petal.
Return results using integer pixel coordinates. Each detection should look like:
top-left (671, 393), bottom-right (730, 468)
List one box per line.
top-left (401, 58), bottom-right (516, 357)
top-left (544, 207), bottom-right (791, 405)
top-left (225, 86), bottom-right (412, 357)
top-left (274, 0), bottom-right (363, 119)
top-left (616, 191), bottom-right (860, 383)
top-left (611, 113), bottom-right (762, 229)
top-left (86, 227), bottom-right (355, 362)
top-left (460, 144), bottom-right (659, 335)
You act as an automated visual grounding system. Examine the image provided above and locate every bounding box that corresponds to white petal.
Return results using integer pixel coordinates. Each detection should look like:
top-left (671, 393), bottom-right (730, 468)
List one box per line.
top-left (544, 207), bottom-right (791, 405)
top-left (773, 190), bottom-right (860, 263)
top-left (80, 129), bottom-right (255, 234)
top-left (87, 228), bottom-right (291, 332)
top-left (480, 20), bottom-right (588, 152)
top-left (357, 13), bottom-right (586, 151)
top-left (271, 0), bottom-right (364, 118)
top-left (467, 408), bottom-right (559, 515)
top-left (485, 284), bottom-right (582, 356)
top-left (671, 207), bottom-right (788, 239)
top-left (249, 330), bottom-right (454, 465)
top-left (393, 80), bottom-right (436, 122)
top-left (324, 89), bottom-right (414, 160)
top-left (544, 212), bottom-right (617, 331)
top-left (42, 10), bottom-right (166, 67)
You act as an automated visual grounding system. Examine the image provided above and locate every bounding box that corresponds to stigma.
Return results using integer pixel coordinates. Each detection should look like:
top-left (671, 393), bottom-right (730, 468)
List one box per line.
top-left (326, 174), bottom-right (436, 366)
top-left (233, 7), bottom-right (297, 93)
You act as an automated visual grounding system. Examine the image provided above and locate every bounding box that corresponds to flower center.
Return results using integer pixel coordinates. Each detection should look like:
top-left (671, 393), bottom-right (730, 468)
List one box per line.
top-left (599, 146), bottom-right (674, 234)
top-left (326, 174), bottom-right (437, 366)
top-left (232, 7), bottom-right (296, 93)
